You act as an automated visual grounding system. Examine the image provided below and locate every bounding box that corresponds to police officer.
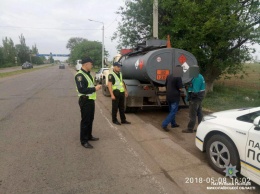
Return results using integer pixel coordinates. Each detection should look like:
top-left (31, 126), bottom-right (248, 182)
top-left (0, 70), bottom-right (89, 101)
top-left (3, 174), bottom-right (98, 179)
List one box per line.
top-left (75, 57), bottom-right (101, 148)
top-left (108, 62), bottom-right (131, 125)
top-left (182, 73), bottom-right (206, 133)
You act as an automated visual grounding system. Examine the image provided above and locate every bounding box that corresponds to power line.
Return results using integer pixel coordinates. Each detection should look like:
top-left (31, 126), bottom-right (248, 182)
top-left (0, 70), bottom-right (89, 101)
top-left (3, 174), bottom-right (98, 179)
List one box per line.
top-left (105, 15), bottom-right (120, 30)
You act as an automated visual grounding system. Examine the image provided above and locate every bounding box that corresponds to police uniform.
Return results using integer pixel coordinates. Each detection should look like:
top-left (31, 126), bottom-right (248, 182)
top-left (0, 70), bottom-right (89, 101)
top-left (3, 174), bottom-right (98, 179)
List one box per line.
top-left (75, 58), bottom-right (99, 148)
top-left (108, 69), bottom-right (130, 125)
top-left (183, 73), bottom-right (206, 133)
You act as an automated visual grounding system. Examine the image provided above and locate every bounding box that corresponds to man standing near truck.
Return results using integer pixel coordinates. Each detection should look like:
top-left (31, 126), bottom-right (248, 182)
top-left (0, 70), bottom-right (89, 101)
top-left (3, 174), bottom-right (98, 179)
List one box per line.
top-left (108, 62), bottom-right (131, 125)
top-left (182, 73), bottom-right (206, 133)
top-left (162, 73), bottom-right (183, 131)
top-left (75, 57), bottom-right (102, 149)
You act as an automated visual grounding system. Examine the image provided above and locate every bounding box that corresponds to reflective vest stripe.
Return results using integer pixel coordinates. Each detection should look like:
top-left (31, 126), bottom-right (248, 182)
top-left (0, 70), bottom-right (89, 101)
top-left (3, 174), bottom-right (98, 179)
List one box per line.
top-left (112, 72), bottom-right (124, 92)
top-left (76, 70), bottom-right (96, 100)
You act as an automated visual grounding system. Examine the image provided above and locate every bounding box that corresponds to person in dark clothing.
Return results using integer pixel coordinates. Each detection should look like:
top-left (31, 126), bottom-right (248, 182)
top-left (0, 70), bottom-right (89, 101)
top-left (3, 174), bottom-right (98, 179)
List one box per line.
top-left (182, 73), bottom-right (206, 133)
top-left (108, 62), bottom-right (131, 125)
top-left (75, 57), bottom-right (101, 149)
top-left (162, 74), bottom-right (183, 132)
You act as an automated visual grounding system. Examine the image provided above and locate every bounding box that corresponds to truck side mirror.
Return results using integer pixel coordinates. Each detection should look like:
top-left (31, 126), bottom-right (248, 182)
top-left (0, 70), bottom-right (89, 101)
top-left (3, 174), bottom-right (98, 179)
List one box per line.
top-left (253, 116), bottom-right (260, 130)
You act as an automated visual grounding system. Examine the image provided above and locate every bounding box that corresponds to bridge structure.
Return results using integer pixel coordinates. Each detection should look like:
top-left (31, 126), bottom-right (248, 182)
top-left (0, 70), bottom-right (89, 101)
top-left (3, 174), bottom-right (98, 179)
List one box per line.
top-left (36, 53), bottom-right (70, 57)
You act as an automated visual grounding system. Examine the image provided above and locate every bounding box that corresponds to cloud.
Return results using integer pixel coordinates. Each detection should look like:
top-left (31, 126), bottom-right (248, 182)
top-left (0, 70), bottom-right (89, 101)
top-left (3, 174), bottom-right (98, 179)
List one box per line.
top-left (0, 0), bottom-right (125, 61)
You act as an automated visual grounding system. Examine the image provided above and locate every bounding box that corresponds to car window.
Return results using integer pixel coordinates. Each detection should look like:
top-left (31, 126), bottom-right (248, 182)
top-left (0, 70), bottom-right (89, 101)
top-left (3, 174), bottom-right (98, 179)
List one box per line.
top-left (237, 110), bottom-right (260, 123)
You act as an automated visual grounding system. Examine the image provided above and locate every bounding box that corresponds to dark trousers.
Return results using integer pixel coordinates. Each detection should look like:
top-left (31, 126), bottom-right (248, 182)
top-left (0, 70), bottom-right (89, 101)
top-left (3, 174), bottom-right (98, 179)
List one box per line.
top-left (78, 97), bottom-right (95, 144)
top-left (112, 90), bottom-right (126, 123)
top-left (187, 99), bottom-right (203, 131)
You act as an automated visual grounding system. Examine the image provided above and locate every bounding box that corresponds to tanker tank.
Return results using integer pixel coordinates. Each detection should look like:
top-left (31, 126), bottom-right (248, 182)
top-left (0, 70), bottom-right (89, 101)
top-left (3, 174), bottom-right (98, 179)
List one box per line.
top-left (120, 48), bottom-right (198, 85)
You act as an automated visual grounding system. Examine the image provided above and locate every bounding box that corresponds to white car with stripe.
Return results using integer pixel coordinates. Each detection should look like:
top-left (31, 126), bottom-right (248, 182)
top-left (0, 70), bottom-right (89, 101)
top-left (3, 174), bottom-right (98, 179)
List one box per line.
top-left (196, 107), bottom-right (260, 185)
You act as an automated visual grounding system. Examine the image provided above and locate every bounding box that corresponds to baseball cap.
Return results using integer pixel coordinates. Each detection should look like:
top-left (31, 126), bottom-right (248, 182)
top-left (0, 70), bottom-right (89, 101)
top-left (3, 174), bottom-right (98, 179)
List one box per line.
top-left (81, 57), bottom-right (93, 64)
top-left (113, 62), bottom-right (122, 67)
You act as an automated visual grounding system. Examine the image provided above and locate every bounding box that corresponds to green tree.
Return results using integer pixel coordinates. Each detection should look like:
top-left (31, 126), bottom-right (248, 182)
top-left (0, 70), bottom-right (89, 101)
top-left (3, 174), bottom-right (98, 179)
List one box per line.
top-left (112, 0), bottom-right (153, 49)
top-left (113, 0), bottom-right (260, 92)
top-left (31, 44), bottom-right (38, 54)
top-left (31, 44), bottom-right (44, 64)
top-left (49, 55), bottom-right (54, 64)
top-left (66, 37), bottom-right (86, 51)
top-left (68, 38), bottom-right (109, 68)
top-left (0, 46), bottom-right (5, 67)
top-left (16, 34), bottom-right (30, 64)
top-left (2, 37), bottom-right (16, 66)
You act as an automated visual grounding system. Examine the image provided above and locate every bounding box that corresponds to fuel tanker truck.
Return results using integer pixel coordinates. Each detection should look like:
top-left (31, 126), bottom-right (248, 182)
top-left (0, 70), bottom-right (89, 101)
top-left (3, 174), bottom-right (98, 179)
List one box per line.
top-left (102, 39), bottom-right (199, 112)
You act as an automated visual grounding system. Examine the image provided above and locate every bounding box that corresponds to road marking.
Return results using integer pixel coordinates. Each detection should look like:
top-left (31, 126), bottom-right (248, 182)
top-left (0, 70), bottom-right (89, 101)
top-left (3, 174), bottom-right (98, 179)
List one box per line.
top-left (97, 104), bottom-right (167, 194)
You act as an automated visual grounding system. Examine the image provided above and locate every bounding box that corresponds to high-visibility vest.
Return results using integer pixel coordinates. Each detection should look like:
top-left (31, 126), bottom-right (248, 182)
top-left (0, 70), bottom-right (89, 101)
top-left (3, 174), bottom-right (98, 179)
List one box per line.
top-left (111, 72), bottom-right (125, 92)
top-left (76, 70), bottom-right (96, 100)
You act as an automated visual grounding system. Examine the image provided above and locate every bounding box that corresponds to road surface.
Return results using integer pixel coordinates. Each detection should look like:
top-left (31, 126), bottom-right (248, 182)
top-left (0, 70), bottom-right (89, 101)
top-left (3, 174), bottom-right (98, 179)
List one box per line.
top-left (0, 65), bottom-right (259, 194)
top-left (0, 64), bottom-right (51, 73)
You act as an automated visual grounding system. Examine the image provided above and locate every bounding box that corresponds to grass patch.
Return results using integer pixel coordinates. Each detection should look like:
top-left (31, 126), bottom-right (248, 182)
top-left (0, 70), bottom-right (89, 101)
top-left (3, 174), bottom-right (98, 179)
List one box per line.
top-left (203, 84), bottom-right (260, 112)
top-left (0, 63), bottom-right (19, 68)
top-left (0, 66), bottom-right (50, 79)
top-left (205, 63), bottom-right (260, 112)
top-left (216, 63), bottom-right (260, 90)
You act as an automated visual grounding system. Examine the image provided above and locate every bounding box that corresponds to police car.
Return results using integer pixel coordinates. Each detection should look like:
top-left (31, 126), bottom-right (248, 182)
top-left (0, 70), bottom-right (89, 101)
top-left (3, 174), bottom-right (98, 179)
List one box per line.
top-left (196, 107), bottom-right (260, 185)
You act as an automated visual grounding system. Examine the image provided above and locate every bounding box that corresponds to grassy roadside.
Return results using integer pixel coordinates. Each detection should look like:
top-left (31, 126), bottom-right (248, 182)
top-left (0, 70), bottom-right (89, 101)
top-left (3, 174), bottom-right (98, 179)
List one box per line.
top-left (203, 84), bottom-right (260, 112)
top-left (0, 65), bottom-right (52, 79)
top-left (216, 63), bottom-right (260, 90)
top-left (203, 63), bottom-right (260, 112)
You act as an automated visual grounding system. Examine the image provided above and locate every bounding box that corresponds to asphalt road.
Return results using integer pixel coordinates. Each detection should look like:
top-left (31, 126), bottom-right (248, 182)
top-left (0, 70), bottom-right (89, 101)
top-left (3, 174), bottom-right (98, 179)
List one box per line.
top-left (0, 64), bottom-right (51, 73)
top-left (0, 65), bottom-right (259, 194)
top-left (0, 65), bottom-right (181, 194)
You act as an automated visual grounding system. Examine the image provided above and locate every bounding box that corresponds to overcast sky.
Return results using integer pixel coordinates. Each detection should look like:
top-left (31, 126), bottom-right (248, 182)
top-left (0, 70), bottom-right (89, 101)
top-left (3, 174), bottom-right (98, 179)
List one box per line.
top-left (0, 0), bottom-right (259, 62)
top-left (0, 0), bottom-right (126, 61)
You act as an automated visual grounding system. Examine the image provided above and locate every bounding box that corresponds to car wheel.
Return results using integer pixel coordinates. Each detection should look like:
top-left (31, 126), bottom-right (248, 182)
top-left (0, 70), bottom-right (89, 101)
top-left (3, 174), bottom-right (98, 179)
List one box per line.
top-left (206, 134), bottom-right (240, 174)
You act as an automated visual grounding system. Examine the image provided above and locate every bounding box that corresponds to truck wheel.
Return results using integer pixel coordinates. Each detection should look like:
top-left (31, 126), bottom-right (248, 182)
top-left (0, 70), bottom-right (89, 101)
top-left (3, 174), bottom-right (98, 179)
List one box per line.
top-left (102, 79), bottom-right (110, 97)
top-left (124, 96), bottom-right (138, 113)
top-left (124, 107), bottom-right (138, 113)
top-left (206, 134), bottom-right (240, 175)
top-left (125, 107), bottom-right (138, 113)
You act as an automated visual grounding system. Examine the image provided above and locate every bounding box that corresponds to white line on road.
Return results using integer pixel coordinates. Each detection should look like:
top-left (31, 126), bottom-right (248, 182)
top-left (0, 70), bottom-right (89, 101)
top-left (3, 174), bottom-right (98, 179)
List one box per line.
top-left (97, 104), bottom-right (168, 194)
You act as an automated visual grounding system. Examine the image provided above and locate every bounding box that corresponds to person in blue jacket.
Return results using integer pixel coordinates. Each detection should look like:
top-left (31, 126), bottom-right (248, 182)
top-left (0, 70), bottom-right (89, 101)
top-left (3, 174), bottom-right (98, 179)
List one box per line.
top-left (182, 73), bottom-right (206, 133)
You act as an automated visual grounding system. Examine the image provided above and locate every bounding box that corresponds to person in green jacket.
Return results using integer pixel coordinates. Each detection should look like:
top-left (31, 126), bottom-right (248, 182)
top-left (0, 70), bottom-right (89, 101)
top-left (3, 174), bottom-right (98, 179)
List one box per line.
top-left (182, 73), bottom-right (206, 133)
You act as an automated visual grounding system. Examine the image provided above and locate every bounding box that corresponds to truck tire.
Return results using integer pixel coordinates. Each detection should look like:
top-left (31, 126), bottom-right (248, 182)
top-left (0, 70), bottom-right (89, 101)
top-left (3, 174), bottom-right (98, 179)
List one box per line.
top-left (102, 79), bottom-right (110, 97)
top-left (124, 96), bottom-right (138, 113)
top-left (206, 134), bottom-right (240, 175)
top-left (124, 107), bottom-right (138, 113)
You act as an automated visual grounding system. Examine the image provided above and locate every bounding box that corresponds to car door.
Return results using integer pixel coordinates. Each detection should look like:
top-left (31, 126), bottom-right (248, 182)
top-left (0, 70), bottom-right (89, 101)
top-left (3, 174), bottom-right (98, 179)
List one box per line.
top-left (243, 111), bottom-right (260, 185)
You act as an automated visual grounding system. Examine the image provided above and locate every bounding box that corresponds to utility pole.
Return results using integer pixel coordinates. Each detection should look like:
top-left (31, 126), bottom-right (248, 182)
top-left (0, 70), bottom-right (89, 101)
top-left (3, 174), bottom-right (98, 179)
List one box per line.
top-left (89, 19), bottom-right (104, 68)
top-left (153, 0), bottom-right (158, 39)
top-left (102, 24), bottom-right (104, 68)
